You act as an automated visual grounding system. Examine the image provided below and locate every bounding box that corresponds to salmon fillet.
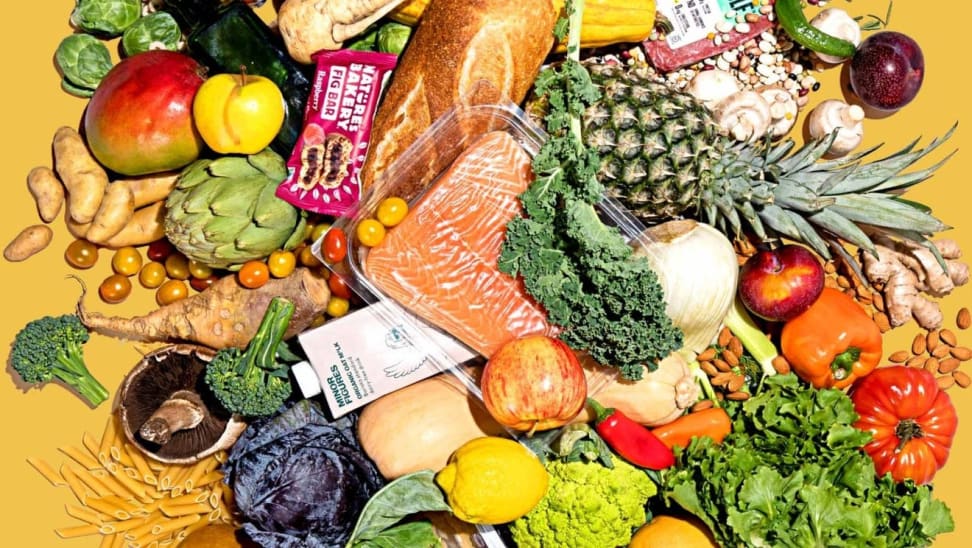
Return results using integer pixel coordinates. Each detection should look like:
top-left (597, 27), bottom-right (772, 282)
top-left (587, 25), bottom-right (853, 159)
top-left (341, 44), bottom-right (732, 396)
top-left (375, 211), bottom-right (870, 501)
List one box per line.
top-left (364, 130), bottom-right (556, 357)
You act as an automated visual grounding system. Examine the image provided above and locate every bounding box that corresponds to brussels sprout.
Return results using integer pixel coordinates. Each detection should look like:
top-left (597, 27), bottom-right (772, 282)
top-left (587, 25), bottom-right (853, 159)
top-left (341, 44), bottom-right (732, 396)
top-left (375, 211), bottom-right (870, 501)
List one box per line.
top-left (346, 26), bottom-right (378, 52)
top-left (54, 34), bottom-right (114, 97)
top-left (70, 0), bottom-right (141, 37)
top-left (121, 11), bottom-right (183, 56)
top-left (377, 22), bottom-right (412, 55)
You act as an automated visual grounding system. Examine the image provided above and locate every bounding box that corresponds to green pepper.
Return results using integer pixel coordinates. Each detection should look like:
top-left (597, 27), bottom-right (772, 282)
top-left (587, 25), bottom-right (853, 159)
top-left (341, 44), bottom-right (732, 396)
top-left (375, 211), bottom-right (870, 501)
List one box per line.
top-left (775, 0), bottom-right (857, 59)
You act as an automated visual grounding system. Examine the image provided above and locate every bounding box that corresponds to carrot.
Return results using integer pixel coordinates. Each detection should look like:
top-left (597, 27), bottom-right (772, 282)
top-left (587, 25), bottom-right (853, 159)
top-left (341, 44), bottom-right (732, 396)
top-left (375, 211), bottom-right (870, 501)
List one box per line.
top-left (78, 267), bottom-right (331, 350)
top-left (651, 407), bottom-right (732, 450)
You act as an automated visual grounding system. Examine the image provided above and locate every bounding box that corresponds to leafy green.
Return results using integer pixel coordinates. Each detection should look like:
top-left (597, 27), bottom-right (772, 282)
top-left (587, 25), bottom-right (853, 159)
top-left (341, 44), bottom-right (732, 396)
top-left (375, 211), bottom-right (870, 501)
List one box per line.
top-left (54, 33), bottom-right (113, 97)
top-left (498, 0), bottom-right (681, 380)
top-left (346, 470), bottom-right (450, 548)
top-left (661, 374), bottom-right (954, 547)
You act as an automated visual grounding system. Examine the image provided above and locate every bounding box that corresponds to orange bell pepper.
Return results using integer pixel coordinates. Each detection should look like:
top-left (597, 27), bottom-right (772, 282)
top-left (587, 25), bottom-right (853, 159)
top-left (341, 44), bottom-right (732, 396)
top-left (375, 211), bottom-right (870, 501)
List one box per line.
top-left (780, 287), bottom-right (883, 389)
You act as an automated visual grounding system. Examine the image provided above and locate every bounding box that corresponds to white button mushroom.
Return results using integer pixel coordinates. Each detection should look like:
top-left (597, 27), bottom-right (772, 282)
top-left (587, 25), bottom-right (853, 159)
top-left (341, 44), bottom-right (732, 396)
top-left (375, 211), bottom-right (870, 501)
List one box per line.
top-left (711, 90), bottom-right (773, 143)
top-left (809, 8), bottom-right (862, 64)
top-left (685, 69), bottom-right (741, 110)
top-left (756, 85), bottom-right (800, 139)
top-left (807, 99), bottom-right (866, 158)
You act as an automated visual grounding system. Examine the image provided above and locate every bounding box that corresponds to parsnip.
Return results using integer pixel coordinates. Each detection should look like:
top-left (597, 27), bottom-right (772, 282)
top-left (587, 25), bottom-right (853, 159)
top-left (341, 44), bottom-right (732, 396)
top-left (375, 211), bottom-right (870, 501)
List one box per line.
top-left (79, 267), bottom-right (331, 349)
top-left (53, 126), bottom-right (109, 224)
top-left (85, 182), bottom-right (135, 244)
top-left (26, 166), bottom-right (65, 223)
top-left (4, 225), bottom-right (54, 262)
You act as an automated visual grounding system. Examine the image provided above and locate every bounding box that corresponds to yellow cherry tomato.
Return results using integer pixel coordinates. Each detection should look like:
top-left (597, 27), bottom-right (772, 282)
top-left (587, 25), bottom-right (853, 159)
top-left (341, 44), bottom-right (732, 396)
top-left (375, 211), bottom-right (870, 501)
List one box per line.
top-left (99, 274), bottom-right (132, 304)
top-left (326, 296), bottom-right (350, 318)
top-left (299, 245), bottom-right (322, 268)
top-left (238, 260), bottom-right (270, 289)
top-left (356, 218), bottom-right (386, 247)
top-left (138, 261), bottom-right (168, 289)
top-left (65, 239), bottom-right (99, 269)
top-left (165, 253), bottom-right (191, 280)
top-left (188, 259), bottom-right (213, 279)
top-left (268, 250), bottom-right (297, 278)
top-left (156, 279), bottom-right (189, 306)
top-left (310, 222), bottom-right (331, 244)
top-left (376, 197), bottom-right (409, 227)
top-left (111, 246), bottom-right (143, 276)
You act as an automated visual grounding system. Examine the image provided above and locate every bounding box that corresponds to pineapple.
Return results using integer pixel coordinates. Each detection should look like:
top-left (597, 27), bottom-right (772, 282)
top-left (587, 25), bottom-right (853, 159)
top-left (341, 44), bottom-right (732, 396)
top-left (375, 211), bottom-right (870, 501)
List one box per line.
top-left (578, 63), bottom-right (955, 262)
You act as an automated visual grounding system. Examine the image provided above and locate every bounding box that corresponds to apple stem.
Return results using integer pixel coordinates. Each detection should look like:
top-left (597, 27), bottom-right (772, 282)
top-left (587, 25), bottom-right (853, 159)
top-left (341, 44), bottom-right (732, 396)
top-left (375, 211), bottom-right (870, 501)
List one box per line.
top-left (239, 64), bottom-right (248, 86)
top-left (724, 296), bottom-right (779, 378)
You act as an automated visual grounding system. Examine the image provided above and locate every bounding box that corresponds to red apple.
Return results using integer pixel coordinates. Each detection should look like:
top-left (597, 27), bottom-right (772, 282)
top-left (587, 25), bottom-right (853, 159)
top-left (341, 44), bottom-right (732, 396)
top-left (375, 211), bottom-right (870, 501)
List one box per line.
top-left (84, 51), bottom-right (206, 176)
top-left (481, 334), bottom-right (587, 434)
top-left (738, 244), bottom-right (825, 322)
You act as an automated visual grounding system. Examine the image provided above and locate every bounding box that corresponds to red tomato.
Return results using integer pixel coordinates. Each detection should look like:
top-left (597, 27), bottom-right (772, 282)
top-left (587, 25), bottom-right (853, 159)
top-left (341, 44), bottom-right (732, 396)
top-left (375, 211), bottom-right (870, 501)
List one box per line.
top-left (146, 239), bottom-right (176, 262)
top-left (328, 273), bottom-right (353, 300)
top-left (238, 261), bottom-right (270, 289)
top-left (849, 366), bottom-right (958, 485)
top-left (322, 227), bottom-right (347, 264)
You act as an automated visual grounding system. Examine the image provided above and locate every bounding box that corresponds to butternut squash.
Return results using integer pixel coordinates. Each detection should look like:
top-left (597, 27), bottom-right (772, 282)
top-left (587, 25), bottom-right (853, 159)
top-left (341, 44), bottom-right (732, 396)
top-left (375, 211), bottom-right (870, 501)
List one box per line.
top-left (389, 0), bottom-right (657, 50)
top-left (574, 352), bottom-right (700, 427)
top-left (357, 370), bottom-right (507, 480)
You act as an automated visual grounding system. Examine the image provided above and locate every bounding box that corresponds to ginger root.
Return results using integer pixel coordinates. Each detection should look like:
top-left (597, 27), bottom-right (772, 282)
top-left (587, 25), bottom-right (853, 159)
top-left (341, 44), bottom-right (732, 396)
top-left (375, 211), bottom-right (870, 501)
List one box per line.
top-left (861, 236), bottom-right (970, 330)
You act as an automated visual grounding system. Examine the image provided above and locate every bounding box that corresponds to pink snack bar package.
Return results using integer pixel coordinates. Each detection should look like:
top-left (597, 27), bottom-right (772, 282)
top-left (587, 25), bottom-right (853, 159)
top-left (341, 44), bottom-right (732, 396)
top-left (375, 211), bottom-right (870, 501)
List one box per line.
top-left (276, 49), bottom-right (397, 217)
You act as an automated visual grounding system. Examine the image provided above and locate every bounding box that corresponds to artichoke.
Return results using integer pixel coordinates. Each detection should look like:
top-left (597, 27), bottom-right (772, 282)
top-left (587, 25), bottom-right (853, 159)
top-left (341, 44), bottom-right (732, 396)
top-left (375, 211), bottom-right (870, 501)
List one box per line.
top-left (165, 149), bottom-right (307, 270)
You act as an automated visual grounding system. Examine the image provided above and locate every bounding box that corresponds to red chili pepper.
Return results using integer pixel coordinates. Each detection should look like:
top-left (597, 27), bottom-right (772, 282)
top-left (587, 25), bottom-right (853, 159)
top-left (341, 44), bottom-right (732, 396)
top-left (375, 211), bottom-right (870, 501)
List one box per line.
top-left (588, 398), bottom-right (675, 470)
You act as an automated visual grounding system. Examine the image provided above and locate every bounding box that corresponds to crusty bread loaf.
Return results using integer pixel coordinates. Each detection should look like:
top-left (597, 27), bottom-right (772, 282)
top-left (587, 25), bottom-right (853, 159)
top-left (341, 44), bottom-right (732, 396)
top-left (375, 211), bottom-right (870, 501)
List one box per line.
top-left (360, 0), bottom-right (558, 193)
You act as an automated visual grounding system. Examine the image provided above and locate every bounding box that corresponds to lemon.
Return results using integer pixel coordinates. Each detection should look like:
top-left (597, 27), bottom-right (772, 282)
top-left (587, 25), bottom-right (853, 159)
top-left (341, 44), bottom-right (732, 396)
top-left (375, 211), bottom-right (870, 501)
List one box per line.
top-left (435, 436), bottom-right (548, 525)
top-left (629, 515), bottom-right (718, 548)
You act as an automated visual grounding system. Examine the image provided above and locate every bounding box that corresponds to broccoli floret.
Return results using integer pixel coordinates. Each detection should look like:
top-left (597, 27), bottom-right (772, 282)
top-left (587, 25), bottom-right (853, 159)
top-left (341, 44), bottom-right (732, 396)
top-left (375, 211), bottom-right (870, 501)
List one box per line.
top-left (510, 455), bottom-right (657, 548)
top-left (10, 314), bottom-right (109, 407)
top-left (205, 297), bottom-right (295, 417)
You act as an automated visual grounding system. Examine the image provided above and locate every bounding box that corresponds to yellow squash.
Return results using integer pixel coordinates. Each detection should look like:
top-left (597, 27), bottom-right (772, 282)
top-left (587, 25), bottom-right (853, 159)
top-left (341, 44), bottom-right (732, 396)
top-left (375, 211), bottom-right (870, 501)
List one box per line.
top-left (389, 0), bottom-right (657, 49)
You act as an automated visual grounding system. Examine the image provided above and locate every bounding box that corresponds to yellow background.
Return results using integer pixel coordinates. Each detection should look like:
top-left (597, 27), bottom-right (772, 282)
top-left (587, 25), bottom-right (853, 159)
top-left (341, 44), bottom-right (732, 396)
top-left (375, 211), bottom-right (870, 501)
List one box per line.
top-left (1, 1), bottom-right (969, 546)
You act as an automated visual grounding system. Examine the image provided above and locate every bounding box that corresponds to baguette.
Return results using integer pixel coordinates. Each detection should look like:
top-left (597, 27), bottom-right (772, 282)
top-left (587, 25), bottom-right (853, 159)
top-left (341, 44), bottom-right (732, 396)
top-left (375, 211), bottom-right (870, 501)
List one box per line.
top-left (360, 0), bottom-right (557, 194)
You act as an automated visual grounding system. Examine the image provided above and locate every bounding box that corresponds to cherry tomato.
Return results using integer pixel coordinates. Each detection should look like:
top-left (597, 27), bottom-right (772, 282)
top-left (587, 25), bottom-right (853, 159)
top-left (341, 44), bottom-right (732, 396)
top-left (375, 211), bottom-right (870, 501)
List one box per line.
top-left (299, 245), bottom-right (322, 268)
top-left (309, 314), bottom-right (327, 329)
top-left (156, 279), bottom-right (189, 306)
top-left (146, 239), bottom-right (176, 262)
top-left (356, 219), bottom-right (386, 247)
top-left (165, 253), bottom-right (191, 280)
top-left (322, 227), bottom-right (347, 263)
top-left (268, 250), bottom-right (297, 278)
top-left (65, 239), bottom-right (99, 269)
top-left (328, 273), bottom-right (353, 300)
top-left (99, 274), bottom-right (132, 304)
top-left (326, 296), bottom-right (350, 318)
top-left (310, 222), bottom-right (331, 244)
top-left (190, 275), bottom-right (220, 292)
top-left (238, 261), bottom-right (270, 289)
top-left (188, 259), bottom-right (213, 280)
top-left (138, 261), bottom-right (167, 289)
top-left (111, 246), bottom-right (143, 276)
top-left (376, 197), bottom-right (409, 227)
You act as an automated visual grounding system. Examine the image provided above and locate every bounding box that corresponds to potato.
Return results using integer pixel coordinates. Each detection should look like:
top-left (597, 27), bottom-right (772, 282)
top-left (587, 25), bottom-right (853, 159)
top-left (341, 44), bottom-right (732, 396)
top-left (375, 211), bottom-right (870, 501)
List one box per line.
top-left (4, 225), bottom-right (54, 262)
top-left (86, 182), bottom-right (135, 244)
top-left (103, 201), bottom-right (167, 249)
top-left (53, 126), bottom-right (109, 224)
top-left (26, 166), bottom-right (65, 223)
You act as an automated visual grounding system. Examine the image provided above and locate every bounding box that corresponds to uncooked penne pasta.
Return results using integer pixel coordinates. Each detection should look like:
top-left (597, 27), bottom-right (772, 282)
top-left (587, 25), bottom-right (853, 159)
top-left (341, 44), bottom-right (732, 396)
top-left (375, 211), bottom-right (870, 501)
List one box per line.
top-left (94, 468), bottom-right (142, 504)
top-left (109, 531), bottom-right (126, 548)
top-left (112, 464), bottom-right (152, 502)
top-left (68, 464), bottom-right (113, 498)
top-left (176, 516), bottom-right (209, 540)
top-left (160, 502), bottom-right (211, 518)
top-left (65, 503), bottom-right (108, 525)
top-left (83, 432), bottom-right (103, 463)
top-left (182, 457), bottom-right (215, 491)
top-left (60, 444), bottom-right (101, 470)
top-left (27, 456), bottom-right (65, 486)
top-left (55, 523), bottom-right (101, 538)
top-left (98, 415), bottom-right (120, 466)
top-left (152, 513), bottom-right (200, 536)
top-left (163, 492), bottom-right (208, 508)
top-left (99, 532), bottom-right (116, 548)
top-left (60, 464), bottom-right (92, 504)
top-left (195, 469), bottom-right (224, 488)
top-left (125, 444), bottom-right (157, 485)
top-left (85, 496), bottom-right (132, 521)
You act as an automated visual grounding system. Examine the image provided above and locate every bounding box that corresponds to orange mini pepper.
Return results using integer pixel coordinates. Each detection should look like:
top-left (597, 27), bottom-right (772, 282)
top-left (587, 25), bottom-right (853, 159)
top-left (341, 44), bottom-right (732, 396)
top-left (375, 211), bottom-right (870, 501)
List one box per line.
top-left (780, 287), bottom-right (882, 389)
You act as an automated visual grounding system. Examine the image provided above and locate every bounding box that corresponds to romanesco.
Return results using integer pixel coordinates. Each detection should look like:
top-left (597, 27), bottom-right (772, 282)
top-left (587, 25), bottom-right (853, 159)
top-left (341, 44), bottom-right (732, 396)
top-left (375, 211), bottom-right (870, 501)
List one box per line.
top-left (509, 455), bottom-right (657, 548)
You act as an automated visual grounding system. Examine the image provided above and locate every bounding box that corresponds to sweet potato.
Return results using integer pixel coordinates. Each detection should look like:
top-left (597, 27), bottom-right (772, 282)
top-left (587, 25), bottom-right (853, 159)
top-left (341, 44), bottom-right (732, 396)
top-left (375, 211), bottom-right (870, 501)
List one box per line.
top-left (53, 126), bottom-right (109, 224)
top-left (27, 166), bottom-right (65, 223)
top-left (4, 224), bottom-right (54, 262)
top-left (78, 267), bottom-right (331, 349)
top-left (85, 182), bottom-right (135, 244)
top-left (103, 201), bottom-right (166, 249)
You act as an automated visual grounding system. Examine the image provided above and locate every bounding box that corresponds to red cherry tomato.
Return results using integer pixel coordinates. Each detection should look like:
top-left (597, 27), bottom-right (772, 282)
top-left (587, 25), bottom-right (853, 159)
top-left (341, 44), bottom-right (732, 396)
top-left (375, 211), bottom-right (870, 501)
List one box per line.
top-left (190, 275), bottom-right (220, 292)
top-left (328, 273), bottom-right (353, 300)
top-left (146, 239), bottom-right (176, 262)
top-left (238, 261), bottom-right (270, 289)
top-left (322, 227), bottom-right (347, 264)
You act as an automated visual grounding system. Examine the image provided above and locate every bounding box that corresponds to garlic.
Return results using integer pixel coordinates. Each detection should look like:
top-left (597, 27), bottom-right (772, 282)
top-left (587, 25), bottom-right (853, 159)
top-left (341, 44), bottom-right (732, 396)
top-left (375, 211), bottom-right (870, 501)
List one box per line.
top-left (710, 90), bottom-right (772, 143)
top-left (808, 99), bottom-right (866, 158)
top-left (756, 85), bottom-right (799, 139)
top-left (630, 220), bottom-right (739, 357)
top-left (809, 8), bottom-right (862, 64)
top-left (685, 69), bottom-right (740, 110)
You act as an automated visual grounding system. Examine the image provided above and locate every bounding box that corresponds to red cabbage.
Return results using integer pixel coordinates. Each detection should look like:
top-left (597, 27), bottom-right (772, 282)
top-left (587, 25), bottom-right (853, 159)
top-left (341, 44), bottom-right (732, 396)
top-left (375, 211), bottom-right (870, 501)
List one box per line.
top-left (224, 400), bottom-right (385, 547)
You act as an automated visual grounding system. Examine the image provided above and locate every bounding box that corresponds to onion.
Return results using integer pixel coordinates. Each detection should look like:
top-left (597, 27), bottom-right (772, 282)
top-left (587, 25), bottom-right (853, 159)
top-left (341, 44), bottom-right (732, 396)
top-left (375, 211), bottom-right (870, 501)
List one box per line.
top-left (631, 220), bottom-right (739, 356)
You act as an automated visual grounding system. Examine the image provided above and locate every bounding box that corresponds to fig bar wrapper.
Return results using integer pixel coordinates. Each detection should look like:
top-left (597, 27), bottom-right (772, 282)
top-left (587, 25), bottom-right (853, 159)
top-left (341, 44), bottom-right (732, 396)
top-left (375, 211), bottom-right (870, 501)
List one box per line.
top-left (277, 49), bottom-right (397, 216)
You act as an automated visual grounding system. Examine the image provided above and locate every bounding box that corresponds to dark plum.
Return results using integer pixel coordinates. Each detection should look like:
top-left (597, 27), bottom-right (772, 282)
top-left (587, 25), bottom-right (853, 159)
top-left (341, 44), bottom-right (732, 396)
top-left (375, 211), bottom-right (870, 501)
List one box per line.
top-left (849, 31), bottom-right (924, 112)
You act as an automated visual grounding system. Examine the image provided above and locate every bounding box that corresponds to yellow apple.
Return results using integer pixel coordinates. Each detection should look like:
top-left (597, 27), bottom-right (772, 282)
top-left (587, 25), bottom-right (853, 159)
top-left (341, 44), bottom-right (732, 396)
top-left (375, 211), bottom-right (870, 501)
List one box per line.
top-left (192, 71), bottom-right (286, 154)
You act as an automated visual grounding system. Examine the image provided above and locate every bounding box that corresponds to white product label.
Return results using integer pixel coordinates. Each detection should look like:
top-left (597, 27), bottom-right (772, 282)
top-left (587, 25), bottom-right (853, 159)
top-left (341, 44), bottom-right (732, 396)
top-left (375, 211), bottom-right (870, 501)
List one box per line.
top-left (657, 0), bottom-right (726, 49)
top-left (297, 302), bottom-right (477, 417)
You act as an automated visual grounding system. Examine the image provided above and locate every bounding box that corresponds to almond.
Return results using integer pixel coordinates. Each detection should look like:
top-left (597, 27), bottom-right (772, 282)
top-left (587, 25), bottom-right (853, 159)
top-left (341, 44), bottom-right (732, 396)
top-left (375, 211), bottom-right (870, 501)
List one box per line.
top-left (722, 350), bottom-right (740, 367)
top-left (906, 355), bottom-right (926, 368)
top-left (937, 375), bottom-right (956, 390)
top-left (958, 307), bottom-right (971, 330)
top-left (700, 361), bottom-right (719, 376)
top-left (726, 391), bottom-right (750, 401)
top-left (911, 334), bottom-right (927, 355)
top-left (950, 346), bottom-right (972, 361)
top-left (873, 312), bottom-right (891, 333)
top-left (697, 347), bottom-right (718, 362)
top-left (727, 376), bottom-right (746, 393)
top-left (924, 357), bottom-right (941, 374)
top-left (692, 399), bottom-right (715, 412)
top-left (728, 337), bottom-right (744, 358)
top-left (954, 370), bottom-right (971, 388)
top-left (938, 358), bottom-right (961, 373)
top-left (712, 372), bottom-right (735, 386)
top-left (888, 350), bottom-right (910, 363)
top-left (713, 358), bottom-right (732, 372)
top-left (926, 329), bottom-right (941, 352)
top-left (718, 328), bottom-right (732, 348)
top-left (940, 328), bottom-right (958, 347)
top-left (932, 344), bottom-right (952, 359)
top-left (772, 356), bottom-right (791, 375)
